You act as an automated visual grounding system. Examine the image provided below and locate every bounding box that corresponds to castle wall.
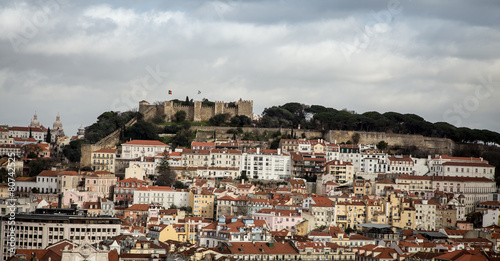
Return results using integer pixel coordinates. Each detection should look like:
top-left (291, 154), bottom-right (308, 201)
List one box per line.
top-left (172, 105), bottom-right (194, 121)
top-left (328, 130), bottom-right (454, 155)
top-left (200, 106), bottom-right (215, 121)
top-left (140, 99), bottom-right (254, 123)
top-left (80, 117), bottom-right (138, 167)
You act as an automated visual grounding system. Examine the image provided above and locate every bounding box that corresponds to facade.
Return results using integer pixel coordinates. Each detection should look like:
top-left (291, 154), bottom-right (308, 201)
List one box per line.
top-left (91, 148), bottom-right (116, 173)
top-left (252, 209), bottom-right (303, 232)
top-left (429, 155), bottom-right (490, 176)
top-left (121, 139), bottom-right (170, 159)
top-left (241, 148), bottom-right (292, 180)
top-left (84, 171), bottom-right (117, 199)
top-left (133, 186), bottom-right (190, 208)
top-left (440, 161), bottom-right (495, 179)
top-left (208, 149), bottom-right (242, 170)
top-left (432, 176), bottom-right (497, 213)
top-left (395, 175), bottom-right (432, 198)
top-left (199, 217), bottom-right (270, 248)
top-left (388, 156), bottom-right (414, 175)
top-left (124, 164), bottom-right (147, 180)
top-left (415, 199), bottom-right (437, 230)
top-left (325, 160), bottom-right (354, 184)
top-left (196, 167), bottom-right (240, 179)
top-left (361, 152), bottom-right (388, 174)
top-left (0, 211), bottom-right (120, 261)
top-left (114, 178), bottom-right (148, 204)
top-left (189, 188), bottom-right (215, 219)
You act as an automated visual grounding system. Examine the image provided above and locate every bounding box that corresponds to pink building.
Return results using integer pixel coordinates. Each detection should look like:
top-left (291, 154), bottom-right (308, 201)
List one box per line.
top-left (236, 183), bottom-right (256, 196)
top-left (252, 209), bottom-right (303, 232)
top-left (61, 189), bottom-right (99, 208)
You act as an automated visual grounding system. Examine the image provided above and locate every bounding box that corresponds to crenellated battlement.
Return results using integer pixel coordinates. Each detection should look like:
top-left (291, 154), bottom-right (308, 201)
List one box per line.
top-left (139, 98), bottom-right (253, 123)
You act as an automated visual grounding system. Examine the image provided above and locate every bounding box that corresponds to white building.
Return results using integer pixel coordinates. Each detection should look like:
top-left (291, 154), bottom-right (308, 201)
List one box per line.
top-left (133, 186), bottom-right (190, 208)
top-left (209, 149), bottom-right (242, 170)
top-left (0, 211), bottom-right (120, 261)
top-left (121, 140), bottom-right (170, 159)
top-left (429, 155), bottom-right (491, 177)
top-left (415, 199), bottom-right (437, 231)
top-left (388, 156), bottom-right (415, 175)
top-left (196, 167), bottom-right (240, 179)
top-left (125, 164), bottom-right (147, 180)
top-left (482, 209), bottom-right (500, 227)
top-left (241, 148), bottom-right (291, 180)
top-left (360, 152), bottom-right (388, 174)
top-left (440, 161), bottom-right (495, 179)
top-left (128, 156), bottom-right (156, 176)
top-left (432, 176), bottom-right (497, 213)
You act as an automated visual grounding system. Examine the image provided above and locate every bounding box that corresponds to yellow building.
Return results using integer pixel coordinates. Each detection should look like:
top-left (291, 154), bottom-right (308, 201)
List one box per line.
top-left (0, 184), bottom-right (8, 198)
top-left (148, 224), bottom-right (178, 241)
top-left (91, 148), bottom-right (117, 173)
top-left (189, 188), bottom-right (215, 219)
top-left (330, 226), bottom-right (350, 247)
top-left (325, 160), bottom-right (354, 184)
top-left (335, 201), bottom-right (366, 230)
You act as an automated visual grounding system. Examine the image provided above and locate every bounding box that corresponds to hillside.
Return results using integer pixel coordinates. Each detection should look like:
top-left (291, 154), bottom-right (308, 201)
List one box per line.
top-left (258, 102), bottom-right (500, 146)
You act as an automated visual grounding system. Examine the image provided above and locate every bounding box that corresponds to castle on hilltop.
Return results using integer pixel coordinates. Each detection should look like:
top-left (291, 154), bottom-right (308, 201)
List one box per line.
top-left (139, 99), bottom-right (253, 122)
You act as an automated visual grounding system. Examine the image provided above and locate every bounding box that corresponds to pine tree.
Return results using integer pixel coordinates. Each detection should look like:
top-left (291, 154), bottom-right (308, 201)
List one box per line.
top-left (156, 150), bottom-right (176, 186)
top-left (46, 128), bottom-right (52, 143)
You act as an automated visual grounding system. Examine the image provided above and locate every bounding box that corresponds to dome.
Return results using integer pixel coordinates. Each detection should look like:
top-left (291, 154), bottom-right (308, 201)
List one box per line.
top-left (53, 113), bottom-right (63, 130)
top-left (29, 113), bottom-right (40, 128)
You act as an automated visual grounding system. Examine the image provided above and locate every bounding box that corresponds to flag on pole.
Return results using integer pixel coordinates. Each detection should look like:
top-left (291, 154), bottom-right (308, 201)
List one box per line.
top-left (168, 90), bottom-right (172, 95)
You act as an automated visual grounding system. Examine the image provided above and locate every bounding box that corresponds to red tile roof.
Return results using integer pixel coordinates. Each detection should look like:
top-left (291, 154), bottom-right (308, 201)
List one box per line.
top-left (93, 148), bottom-right (117, 153)
top-left (122, 140), bottom-right (168, 146)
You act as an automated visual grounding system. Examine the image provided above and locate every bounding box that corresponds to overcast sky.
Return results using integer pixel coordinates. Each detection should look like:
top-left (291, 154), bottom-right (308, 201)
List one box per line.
top-left (1, 0), bottom-right (500, 136)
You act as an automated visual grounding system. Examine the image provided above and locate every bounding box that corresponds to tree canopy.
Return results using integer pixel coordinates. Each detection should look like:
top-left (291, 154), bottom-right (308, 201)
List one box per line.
top-left (85, 111), bottom-right (138, 143)
top-left (258, 102), bottom-right (500, 145)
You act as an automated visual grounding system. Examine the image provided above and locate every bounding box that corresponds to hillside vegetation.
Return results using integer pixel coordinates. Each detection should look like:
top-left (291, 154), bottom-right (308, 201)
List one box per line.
top-left (258, 102), bottom-right (500, 145)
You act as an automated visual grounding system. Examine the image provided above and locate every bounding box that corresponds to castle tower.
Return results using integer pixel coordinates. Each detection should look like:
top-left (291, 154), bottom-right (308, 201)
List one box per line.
top-left (193, 101), bottom-right (202, 122)
top-left (139, 100), bottom-right (150, 115)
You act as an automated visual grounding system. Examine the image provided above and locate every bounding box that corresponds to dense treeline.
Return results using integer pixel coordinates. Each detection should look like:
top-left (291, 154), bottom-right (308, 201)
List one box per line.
top-left (84, 111), bottom-right (139, 143)
top-left (259, 102), bottom-right (500, 145)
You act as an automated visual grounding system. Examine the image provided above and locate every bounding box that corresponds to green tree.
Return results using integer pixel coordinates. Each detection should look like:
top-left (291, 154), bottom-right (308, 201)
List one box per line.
top-left (0, 168), bottom-right (8, 183)
top-left (209, 113), bottom-right (230, 126)
top-left (85, 111), bottom-right (138, 143)
top-left (377, 140), bottom-right (388, 151)
top-left (466, 212), bottom-right (483, 228)
top-left (46, 128), bottom-right (52, 143)
top-left (156, 151), bottom-right (176, 186)
top-left (63, 139), bottom-right (88, 162)
top-left (174, 181), bottom-right (186, 189)
top-left (230, 115), bottom-right (251, 127)
top-left (124, 120), bottom-right (159, 141)
top-left (174, 111), bottom-right (187, 122)
top-left (352, 133), bottom-right (361, 145)
top-left (27, 159), bottom-right (51, 176)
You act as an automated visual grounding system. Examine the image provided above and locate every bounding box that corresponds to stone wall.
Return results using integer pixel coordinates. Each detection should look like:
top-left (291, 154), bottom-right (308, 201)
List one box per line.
top-left (192, 126), bottom-right (325, 140)
top-left (328, 130), bottom-right (454, 155)
top-left (80, 117), bottom-right (138, 168)
top-left (139, 99), bottom-right (253, 123)
top-left (192, 127), bottom-right (454, 155)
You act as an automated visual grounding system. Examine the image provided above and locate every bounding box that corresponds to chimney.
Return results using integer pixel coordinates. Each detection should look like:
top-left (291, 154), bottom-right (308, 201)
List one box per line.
top-left (277, 148), bottom-right (281, 155)
top-left (257, 148), bottom-right (260, 154)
